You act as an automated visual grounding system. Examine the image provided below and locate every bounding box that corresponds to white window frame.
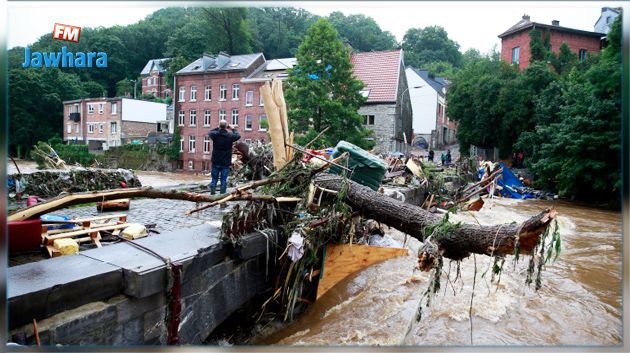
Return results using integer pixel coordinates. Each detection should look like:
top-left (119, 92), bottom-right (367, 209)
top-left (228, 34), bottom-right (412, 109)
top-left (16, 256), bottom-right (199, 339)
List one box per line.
top-left (179, 87), bottom-right (186, 102)
top-left (204, 85), bottom-right (212, 101)
top-left (203, 136), bottom-right (211, 154)
top-left (219, 109), bottom-right (226, 121)
top-left (188, 160), bottom-right (194, 170)
top-left (364, 115), bottom-right (375, 126)
top-left (87, 123), bottom-right (94, 133)
top-left (219, 84), bottom-right (227, 101)
top-left (188, 135), bottom-right (196, 153)
top-left (511, 47), bottom-right (520, 65)
top-left (99, 124), bottom-right (104, 134)
top-left (178, 111), bottom-right (185, 126)
top-left (232, 84), bottom-right (240, 100)
top-left (180, 138), bottom-right (184, 152)
top-left (189, 110), bottom-right (197, 127)
top-left (110, 122), bottom-right (117, 134)
top-left (231, 109), bottom-right (239, 125)
top-left (88, 104), bottom-right (94, 114)
top-left (67, 124), bottom-right (72, 133)
top-left (259, 114), bottom-right (267, 131)
top-left (204, 110), bottom-right (211, 127)
top-left (190, 85), bottom-right (197, 101)
top-left (259, 94), bottom-right (264, 106)
top-left (245, 90), bottom-right (253, 106)
top-left (98, 104), bottom-right (104, 114)
top-left (75, 124), bottom-right (79, 133)
top-left (111, 102), bottom-right (117, 115)
top-left (245, 115), bottom-right (253, 131)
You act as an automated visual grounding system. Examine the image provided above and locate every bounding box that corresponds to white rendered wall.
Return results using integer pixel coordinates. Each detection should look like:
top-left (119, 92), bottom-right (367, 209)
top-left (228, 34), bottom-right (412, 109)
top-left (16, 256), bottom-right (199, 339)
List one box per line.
top-left (121, 98), bottom-right (167, 123)
top-left (405, 68), bottom-right (437, 136)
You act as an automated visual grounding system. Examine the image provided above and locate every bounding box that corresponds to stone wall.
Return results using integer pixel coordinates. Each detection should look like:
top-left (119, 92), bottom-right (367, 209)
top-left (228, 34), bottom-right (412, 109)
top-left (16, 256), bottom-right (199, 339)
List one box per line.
top-left (359, 103), bottom-right (397, 154)
top-left (7, 168), bottom-right (141, 198)
top-left (8, 224), bottom-right (276, 345)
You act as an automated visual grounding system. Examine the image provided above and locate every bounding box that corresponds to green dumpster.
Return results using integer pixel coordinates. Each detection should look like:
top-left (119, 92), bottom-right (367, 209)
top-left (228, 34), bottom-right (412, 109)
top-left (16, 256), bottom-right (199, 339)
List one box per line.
top-left (329, 141), bottom-right (387, 191)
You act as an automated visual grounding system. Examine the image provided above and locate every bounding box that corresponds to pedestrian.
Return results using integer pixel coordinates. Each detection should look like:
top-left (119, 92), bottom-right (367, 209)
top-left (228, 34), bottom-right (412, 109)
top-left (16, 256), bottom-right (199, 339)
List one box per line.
top-left (209, 120), bottom-right (241, 201)
top-left (440, 152), bottom-right (446, 166)
top-left (446, 149), bottom-right (452, 166)
top-left (428, 149), bottom-right (434, 162)
top-left (512, 152), bottom-right (518, 168)
top-left (518, 150), bottom-right (524, 168)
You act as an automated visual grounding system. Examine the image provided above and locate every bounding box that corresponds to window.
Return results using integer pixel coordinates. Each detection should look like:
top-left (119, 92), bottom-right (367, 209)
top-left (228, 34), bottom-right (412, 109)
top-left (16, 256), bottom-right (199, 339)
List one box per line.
top-left (75, 124), bottom-right (79, 133)
top-left (98, 104), bottom-right (104, 114)
top-left (202, 161), bottom-right (210, 172)
top-left (179, 87), bottom-right (185, 102)
top-left (231, 109), bottom-right (239, 125)
top-left (180, 138), bottom-right (184, 152)
top-left (232, 84), bottom-right (240, 100)
top-left (219, 109), bottom-right (226, 121)
top-left (73, 104), bottom-right (79, 113)
top-left (190, 85), bottom-right (197, 101)
top-left (203, 136), bottom-right (211, 154)
top-left (88, 104), bottom-right (94, 114)
top-left (511, 47), bottom-right (520, 64)
top-left (189, 110), bottom-right (197, 126)
top-left (245, 90), bottom-right (253, 106)
top-left (99, 124), bottom-right (104, 133)
top-left (148, 78), bottom-right (152, 86)
top-left (87, 124), bottom-right (94, 133)
top-left (606, 16), bottom-right (611, 24)
top-left (67, 124), bottom-right (72, 133)
top-left (245, 115), bottom-right (253, 130)
top-left (579, 49), bottom-right (588, 61)
top-left (204, 85), bottom-right (212, 101)
top-left (178, 111), bottom-right (185, 126)
top-left (259, 115), bottom-right (268, 131)
top-left (188, 160), bottom-right (194, 170)
top-left (111, 102), bottom-right (117, 115)
top-left (220, 84), bottom-right (227, 101)
top-left (204, 110), bottom-right (211, 126)
top-left (364, 115), bottom-right (375, 126)
top-left (188, 136), bottom-right (196, 152)
top-left (260, 94), bottom-right (264, 106)
top-left (110, 122), bottom-right (117, 134)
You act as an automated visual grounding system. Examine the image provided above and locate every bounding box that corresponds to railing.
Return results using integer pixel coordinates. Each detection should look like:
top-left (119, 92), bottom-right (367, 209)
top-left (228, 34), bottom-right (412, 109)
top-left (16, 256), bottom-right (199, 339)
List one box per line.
top-left (69, 112), bottom-right (81, 122)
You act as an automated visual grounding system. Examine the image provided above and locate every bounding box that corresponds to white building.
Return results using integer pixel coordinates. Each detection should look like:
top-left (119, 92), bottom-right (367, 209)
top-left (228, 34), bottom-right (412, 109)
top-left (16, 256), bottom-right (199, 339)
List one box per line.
top-left (594, 7), bottom-right (621, 34)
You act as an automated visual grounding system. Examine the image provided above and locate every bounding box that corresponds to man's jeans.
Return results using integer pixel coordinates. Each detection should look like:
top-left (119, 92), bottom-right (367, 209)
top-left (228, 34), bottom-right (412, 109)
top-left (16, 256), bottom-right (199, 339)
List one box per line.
top-left (210, 164), bottom-right (230, 195)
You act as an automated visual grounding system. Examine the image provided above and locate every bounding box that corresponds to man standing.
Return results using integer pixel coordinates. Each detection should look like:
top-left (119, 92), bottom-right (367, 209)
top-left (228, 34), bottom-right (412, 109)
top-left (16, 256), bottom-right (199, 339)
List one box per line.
top-left (209, 120), bottom-right (240, 196)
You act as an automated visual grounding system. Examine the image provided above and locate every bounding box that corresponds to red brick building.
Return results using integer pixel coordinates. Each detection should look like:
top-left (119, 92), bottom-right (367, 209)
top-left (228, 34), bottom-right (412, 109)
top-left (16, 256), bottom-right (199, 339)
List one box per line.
top-left (174, 52), bottom-right (269, 172)
top-left (141, 58), bottom-right (171, 99)
top-left (499, 15), bottom-right (604, 70)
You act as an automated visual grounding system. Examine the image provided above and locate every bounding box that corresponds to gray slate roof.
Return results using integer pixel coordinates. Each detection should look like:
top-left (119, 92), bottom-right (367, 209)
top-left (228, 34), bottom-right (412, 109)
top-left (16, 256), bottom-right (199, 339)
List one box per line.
top-left (177, 52), bottom-right (264, 75)
top-left (141, 58), bottom-right (170, 75)
top-left (408, 67), bottom-right (447, 94)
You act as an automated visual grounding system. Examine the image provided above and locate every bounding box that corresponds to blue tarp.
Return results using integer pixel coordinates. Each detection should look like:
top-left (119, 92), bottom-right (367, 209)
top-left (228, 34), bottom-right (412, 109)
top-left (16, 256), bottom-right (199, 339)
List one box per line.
top-left (478, 162), bottom-right (533, 199)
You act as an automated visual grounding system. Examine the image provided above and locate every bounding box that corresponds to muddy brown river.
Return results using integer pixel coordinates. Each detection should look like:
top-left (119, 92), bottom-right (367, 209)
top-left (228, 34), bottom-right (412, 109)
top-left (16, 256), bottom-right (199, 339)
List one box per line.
top-left (260, 198), bottom-right (623, 346)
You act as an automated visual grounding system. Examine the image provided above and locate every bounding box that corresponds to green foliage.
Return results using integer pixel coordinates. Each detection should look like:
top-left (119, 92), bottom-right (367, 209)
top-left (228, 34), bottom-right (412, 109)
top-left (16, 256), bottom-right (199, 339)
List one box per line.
top-left (286, 19), bottom-right (373, 150)
top-left (116, 79), bottom-right (134, 97)
top-left (168, 125), bottom-right (182, 160)
top-left (165, 56), bottom-right (190, 90)
top-left (327, 11), bottom-right (397, 52)
top-left (31, 138), bottom-right (95, 167)
top-left (249, 8), bottom-right (318, 59)
top-left (402, 26), bottom-right (462, 69)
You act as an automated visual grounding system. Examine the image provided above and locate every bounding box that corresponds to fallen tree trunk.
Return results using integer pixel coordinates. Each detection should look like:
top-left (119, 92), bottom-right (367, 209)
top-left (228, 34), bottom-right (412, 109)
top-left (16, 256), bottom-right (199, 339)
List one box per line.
top-left (314, 175), bottom-right (556, 268)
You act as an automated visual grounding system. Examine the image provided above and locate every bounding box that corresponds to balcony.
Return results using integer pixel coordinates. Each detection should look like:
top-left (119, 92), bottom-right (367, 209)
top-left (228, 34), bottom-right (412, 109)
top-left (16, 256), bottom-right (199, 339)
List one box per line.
top-left (69, 112), bottom-right (81, 122)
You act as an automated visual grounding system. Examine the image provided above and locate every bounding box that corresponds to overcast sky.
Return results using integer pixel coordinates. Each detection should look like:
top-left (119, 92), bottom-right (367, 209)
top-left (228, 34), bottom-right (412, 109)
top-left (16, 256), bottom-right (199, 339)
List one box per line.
top-left (7, 1), bottom-right (625, 54)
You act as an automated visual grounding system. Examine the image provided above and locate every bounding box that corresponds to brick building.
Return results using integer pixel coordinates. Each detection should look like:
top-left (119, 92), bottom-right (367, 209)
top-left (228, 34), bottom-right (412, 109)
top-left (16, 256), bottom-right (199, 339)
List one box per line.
top-left (63, 98), bottom-right (167, 150)
top-left (499, 15), bottom-right (604, 70)
top-left (174, 52), bottom-right (268, 172)
top-left (140, 58), bottom-right (171, 99)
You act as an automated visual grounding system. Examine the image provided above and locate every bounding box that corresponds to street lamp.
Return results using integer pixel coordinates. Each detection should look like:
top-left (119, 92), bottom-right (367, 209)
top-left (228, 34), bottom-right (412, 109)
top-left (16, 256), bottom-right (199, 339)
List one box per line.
top-left (130, 79), bottom-right (137, 99)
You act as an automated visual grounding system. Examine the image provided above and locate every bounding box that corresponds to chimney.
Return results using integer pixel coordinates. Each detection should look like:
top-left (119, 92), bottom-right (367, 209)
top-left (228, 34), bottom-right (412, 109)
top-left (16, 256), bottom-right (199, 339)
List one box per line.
top-left (552, 20), bottom-right (559, 26)
top-left (522, 14), bottom-right (530, 21)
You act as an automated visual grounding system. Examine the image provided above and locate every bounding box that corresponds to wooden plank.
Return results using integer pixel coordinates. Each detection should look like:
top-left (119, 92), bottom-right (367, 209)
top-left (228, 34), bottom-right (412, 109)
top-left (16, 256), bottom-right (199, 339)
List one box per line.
top-left (96, 199), bottom-right (130, 211)
top-left (45, 223), bottom-right (130, 244)
top-left (316, 244), bottom-right (409, 300)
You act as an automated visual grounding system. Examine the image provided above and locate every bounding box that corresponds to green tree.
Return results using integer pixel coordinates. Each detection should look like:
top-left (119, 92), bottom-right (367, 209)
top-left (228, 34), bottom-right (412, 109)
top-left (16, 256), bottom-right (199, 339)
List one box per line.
top-left (81, 81), bottom-right (107, 98)
top-left (116, 78), bottom-right (134, 97)
top-left (402, 26), bottom-right (462, 68)
top-left (249, 7), bottom-right (318, 59)
top-left (165, 56), bottom-right (191, 90)
top-left (549, 43), bottom-right (577, 75)
top-left (285, 19), bottom-right (372, 149)
top-left (327, 11), bottom-right (397, 52)
top-left (201, 7), bottom-right (252, 55)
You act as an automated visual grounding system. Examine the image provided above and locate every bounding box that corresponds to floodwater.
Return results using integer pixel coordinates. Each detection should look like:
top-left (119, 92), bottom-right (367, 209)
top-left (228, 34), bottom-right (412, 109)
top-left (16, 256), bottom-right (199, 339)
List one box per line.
top-left (261, 198), bottom-right (623, 347)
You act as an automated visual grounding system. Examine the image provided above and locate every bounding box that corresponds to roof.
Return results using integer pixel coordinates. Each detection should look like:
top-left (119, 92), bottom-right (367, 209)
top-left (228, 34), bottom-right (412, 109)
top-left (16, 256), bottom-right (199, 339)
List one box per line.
top-left (350, 50), bottom-right (403, 103)
top-left (242, 58), bottom-right (295, 82)
top-left (140, 58), bottom-right (170, 76)
top-left (177, 52), bottom-right (264, 75)
top-left (407, 67), bottom-right (447, 94)
top-left (498, 16), bottom-right (605, 38)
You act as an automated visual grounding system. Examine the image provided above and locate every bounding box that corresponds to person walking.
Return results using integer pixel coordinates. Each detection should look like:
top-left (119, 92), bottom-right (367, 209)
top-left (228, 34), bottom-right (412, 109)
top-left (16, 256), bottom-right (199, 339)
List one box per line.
top-left (209, 120), bottom-right (240, 198)
top-left (446, 149), bottom-right (452, 166)
top-left (440, 152), bottom-right (446, 166)
top-left (428, 149), bottom-right (434, 163)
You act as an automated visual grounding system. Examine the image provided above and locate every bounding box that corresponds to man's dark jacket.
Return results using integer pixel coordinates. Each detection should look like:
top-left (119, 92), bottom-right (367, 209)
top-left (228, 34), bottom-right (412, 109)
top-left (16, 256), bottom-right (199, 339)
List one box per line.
top-left (209, 128), bottom-right (240, 167)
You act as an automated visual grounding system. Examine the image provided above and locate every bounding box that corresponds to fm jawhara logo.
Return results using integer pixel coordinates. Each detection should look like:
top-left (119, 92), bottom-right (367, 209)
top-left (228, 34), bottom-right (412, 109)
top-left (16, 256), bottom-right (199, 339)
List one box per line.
top-left (22, 23), bottom-right (108, 68)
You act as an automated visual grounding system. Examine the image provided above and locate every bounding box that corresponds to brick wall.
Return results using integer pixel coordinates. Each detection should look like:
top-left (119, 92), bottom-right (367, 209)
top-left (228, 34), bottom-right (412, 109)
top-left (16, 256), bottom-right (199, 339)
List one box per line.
top-left (122, 121), bottom-right (158, 143)
top-left (63, 99), bottom-right (123, 149)
top-left (142, 71), bottom-right (170, 99)
top-left (501, 27), bottom-right (602, 70)
top-left (175, 62), bottom-right (270, 172)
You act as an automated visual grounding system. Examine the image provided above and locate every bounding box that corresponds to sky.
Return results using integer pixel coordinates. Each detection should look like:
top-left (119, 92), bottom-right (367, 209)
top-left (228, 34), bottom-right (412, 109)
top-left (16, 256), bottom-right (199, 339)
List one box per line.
top-left (7, 1), bottom-right (625, 54)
